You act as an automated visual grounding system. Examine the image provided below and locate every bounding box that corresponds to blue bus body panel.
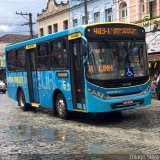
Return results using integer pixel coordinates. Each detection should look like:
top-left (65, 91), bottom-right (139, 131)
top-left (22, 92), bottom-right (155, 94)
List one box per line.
top-left (7, 72), bottom-right (30, 103)
top-left (36, 70), bottom-right (73, 110)
top-left (85, 81), bottom-right (151, 112)
top-left (32, 71), bottom-right (39, 102)
top-left (7, 70), bottom-right (74, 110)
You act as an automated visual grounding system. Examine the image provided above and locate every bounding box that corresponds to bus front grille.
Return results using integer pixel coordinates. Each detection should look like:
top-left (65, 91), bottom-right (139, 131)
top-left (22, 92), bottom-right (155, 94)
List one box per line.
top-left (108, 91), bottom-right (142, 97)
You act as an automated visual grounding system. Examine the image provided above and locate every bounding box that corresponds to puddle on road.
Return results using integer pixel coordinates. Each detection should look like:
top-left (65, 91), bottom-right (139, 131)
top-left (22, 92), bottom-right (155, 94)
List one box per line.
top-left (6, 125), bottom-right (132, 156)
top-left (87, 141), bottom-right (131, 154)
top-left (8, 125), bottom-right (77, 142)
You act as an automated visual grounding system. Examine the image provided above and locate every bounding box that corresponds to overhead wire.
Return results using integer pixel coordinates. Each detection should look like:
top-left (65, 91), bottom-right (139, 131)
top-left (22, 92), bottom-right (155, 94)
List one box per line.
top-left (0, 0), bottom-right (48, 35)
top-left (0, 0), bottom-right (160, 35)
top-left (0, 0), bottom-right (47, 22)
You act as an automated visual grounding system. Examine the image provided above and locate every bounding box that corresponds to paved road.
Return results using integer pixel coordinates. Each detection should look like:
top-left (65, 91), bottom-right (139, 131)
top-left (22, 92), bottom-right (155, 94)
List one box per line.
top-left (0, 93), bottom-right (160, 159)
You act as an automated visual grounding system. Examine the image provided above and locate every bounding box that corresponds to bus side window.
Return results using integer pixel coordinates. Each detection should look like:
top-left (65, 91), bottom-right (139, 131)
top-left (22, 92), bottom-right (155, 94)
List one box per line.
top-left (49, 41), bottom-right (58, 68)
top-left (7, 50), bottom-right (16, 72)
top-left (49, 39), bottom-right (68, 69)
top-left (37, 43), bottom-right (49, 70)
top-left (15, 48), bottom-right (26, 71)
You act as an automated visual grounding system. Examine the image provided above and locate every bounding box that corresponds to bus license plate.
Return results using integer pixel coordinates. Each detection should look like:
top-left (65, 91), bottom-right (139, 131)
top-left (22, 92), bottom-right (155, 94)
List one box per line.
top-left (123, 100), bottom-right (133, 105)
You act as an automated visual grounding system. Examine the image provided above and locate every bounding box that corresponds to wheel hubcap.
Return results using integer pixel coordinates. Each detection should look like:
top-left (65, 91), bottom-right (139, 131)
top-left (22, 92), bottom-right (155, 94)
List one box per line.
top-left (19, 94), bottom-right (24, 107)
top-left (57, 99), bottom-right (65, 115)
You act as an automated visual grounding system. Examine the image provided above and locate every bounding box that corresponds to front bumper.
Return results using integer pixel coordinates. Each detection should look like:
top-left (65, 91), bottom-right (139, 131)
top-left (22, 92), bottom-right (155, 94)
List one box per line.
top-left (86, 89), bottom-right (151, 113)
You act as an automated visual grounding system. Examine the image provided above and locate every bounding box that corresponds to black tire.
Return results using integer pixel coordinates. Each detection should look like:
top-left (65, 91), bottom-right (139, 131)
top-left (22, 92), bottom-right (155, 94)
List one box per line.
top-left (2, 91), bottom-right (6, 94)
top-left (18, 90), bottom-right (28, 111)
top-left (55, 93), bottom-right (69, 119)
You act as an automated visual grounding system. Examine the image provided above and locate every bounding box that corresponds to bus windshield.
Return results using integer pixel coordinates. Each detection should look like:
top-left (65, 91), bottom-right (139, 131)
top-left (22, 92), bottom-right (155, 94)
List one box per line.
top-left (86, 40), bottom-right (148, 80)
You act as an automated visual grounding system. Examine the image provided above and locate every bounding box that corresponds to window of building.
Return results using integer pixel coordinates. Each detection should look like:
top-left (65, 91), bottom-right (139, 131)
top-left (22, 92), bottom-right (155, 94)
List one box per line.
top-left (73, 19), bottom-right (78, 27)
top-left (49, 38), bottom-right (68, 69)
top-left (37, 43), bottom-right (49, 69)
top-left (121, 3), bottom-right (127, 22)
top-left (15, 48), bottom-right (26, 71)
top-left (94, 12), bottom-right (100, 23)
top-left (105, 8), bottom-right (112, 22)
top-left (82, 16), bottom-right (85, 25)
top-left (53, 23), bottom-right (58, 33)
top-left (63, 20), bottom-right (68, 30)
top-left (7, 50), bottom-right (16, 72)
top-left (48, 25), bottom-right (52, 34)
top-left (149, 1), bottom-right (156, 19)
top-left (40, 28), bottom-right (44, 36)
top-left (141, 0), bottom-right (144, 14)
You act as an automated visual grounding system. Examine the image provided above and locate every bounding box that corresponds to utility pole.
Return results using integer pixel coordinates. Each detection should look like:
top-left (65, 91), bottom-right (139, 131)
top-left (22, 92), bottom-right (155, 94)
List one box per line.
top-left (16, 12), bottom-right (35, 38)
top-left (84, 0), bottom-right (88, 24)
top-left (29, 13), bottom-right (33, 38)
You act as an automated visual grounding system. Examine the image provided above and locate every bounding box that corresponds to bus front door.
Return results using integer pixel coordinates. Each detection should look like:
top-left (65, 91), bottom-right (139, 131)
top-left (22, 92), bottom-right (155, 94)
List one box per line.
top-left (26, 49), bottom-right (39, 103)
top-left (70, 39), bottom-right (85, 110)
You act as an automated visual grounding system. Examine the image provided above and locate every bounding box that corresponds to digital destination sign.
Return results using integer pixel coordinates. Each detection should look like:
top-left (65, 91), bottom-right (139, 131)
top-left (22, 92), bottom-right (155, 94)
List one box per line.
top-left (93, 27), bottom-right (137, 35)
top-left (85, 24), bottom-right (145, 39)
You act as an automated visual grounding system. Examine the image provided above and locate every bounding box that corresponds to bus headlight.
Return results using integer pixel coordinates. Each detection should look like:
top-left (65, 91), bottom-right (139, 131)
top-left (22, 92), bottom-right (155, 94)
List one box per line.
top-left (88, 88), bottom-right (110, 99)
top-left (142, 85), bottom-right (150, 94)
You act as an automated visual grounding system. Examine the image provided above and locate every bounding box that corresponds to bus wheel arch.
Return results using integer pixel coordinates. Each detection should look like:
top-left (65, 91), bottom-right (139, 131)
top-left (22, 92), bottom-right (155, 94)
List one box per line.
top-left (17, 87), bottom-right (28, 111)
top-left (53, 89), bottom-right (69, 119)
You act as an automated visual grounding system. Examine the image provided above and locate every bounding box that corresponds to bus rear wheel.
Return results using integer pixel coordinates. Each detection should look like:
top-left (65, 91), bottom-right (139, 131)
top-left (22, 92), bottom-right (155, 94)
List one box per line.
top-left (18, 90), bottom-right (28, 111)
top-left (56, 93), bottom-right (69, 119)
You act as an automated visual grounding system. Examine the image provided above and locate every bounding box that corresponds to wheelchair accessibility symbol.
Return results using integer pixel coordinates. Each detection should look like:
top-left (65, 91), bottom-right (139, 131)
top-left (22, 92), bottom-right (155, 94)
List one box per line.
top-left (125, 67), bottom-right (134, 77)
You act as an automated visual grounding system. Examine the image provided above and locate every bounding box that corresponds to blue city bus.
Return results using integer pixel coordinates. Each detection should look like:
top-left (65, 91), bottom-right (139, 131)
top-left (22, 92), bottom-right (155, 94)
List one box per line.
top-left (5, 22), bottom-right (151, 119)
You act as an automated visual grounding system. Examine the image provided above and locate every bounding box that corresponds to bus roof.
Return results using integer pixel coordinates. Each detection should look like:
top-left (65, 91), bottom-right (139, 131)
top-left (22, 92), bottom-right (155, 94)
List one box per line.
top-left (5, 25), bottom-right (85, 51)
top-left (5, 22), bottom-right (143, 51)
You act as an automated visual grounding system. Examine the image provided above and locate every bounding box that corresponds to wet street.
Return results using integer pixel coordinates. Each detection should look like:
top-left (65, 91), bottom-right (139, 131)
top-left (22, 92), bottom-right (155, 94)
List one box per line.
top-left (0, 93), bottom-right (160, 160)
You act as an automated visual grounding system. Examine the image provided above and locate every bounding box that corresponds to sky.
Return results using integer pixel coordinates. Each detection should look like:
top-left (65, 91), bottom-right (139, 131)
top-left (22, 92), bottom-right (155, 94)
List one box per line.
top-left (0, 0), bottom-right (66, 37)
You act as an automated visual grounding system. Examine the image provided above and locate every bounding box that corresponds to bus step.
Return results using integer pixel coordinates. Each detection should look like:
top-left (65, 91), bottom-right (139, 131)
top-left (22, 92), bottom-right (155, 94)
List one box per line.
top-left (74, 109), bottom-right (86, 113)
top-left (31, 103), bottom-right (40, 108)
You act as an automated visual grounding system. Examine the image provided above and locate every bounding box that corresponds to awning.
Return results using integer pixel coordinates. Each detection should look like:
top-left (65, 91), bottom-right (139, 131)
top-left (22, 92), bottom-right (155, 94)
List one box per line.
top-left (148, 53), bottom-right (160, 61)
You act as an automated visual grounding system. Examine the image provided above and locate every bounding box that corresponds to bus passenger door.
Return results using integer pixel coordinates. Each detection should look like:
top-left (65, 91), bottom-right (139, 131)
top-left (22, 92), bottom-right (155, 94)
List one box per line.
top-left (69, 39), bottom-right (85, 110)
top-left (26, 49), bottom-right (39, 103)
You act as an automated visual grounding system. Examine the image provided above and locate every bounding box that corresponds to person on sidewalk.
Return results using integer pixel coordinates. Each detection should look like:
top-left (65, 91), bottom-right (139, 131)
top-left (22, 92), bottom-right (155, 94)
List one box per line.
top-left (156, 72), bottom-right (160, 100)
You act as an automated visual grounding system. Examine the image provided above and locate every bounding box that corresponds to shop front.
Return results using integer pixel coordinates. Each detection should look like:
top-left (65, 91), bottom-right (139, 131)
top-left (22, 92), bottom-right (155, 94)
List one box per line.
top-left (146, 31), bottom-right (160, 81)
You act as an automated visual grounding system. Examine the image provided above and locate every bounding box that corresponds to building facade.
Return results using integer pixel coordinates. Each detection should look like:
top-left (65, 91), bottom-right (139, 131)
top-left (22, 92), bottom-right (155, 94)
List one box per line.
top-left (37, 0), bottom-right (70, 37)
top-left (37, 0), bottom-right (117, 35)
top-left (69, 0), bottom-right (116, 27)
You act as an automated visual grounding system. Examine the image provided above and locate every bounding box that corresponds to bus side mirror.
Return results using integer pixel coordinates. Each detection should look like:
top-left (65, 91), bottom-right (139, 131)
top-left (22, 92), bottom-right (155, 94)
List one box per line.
top-left (81, 36), bottom-right (88, 65)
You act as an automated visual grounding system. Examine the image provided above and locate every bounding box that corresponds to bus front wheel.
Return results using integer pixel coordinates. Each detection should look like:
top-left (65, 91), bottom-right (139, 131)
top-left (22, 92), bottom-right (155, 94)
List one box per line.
top-left (56, 93), bottom-right (69, 119)
top-left (18, 90), bottom-right (28, 111)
